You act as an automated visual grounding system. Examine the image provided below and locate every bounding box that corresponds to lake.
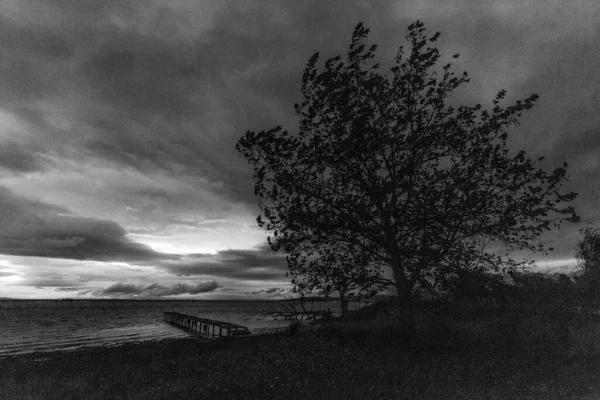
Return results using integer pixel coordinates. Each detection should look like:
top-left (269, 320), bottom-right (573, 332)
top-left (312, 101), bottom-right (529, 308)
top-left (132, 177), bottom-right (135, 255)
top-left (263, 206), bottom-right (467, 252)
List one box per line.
top-left (0, 299), bottom-right (340, 357)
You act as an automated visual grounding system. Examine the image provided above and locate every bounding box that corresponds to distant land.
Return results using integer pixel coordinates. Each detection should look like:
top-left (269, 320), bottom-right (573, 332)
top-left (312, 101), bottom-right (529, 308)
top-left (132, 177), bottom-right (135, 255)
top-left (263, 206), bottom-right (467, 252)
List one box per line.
top-left (0, 296), bottom-right (396, 302)
top-left (279, 295), bottom-right (396, 302)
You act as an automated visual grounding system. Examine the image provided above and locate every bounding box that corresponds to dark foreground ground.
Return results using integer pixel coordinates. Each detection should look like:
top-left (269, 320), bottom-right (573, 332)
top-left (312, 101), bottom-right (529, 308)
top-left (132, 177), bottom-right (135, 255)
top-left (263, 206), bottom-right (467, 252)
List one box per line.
top-left (2, 305), bottom-right (600, 399)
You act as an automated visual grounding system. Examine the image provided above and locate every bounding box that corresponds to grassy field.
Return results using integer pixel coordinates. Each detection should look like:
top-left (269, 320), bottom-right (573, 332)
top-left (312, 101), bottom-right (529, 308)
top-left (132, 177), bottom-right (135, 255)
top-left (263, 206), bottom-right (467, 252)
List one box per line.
top-left (2, 305), bottom-right (600, 399)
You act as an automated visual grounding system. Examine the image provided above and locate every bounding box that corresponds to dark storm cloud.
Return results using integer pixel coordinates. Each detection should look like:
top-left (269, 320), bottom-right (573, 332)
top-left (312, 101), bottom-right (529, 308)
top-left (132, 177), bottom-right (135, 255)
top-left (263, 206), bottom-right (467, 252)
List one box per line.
top-left (545, 127), bottom-right (600, 226)
top-left (162, 244), bottom-right (288, 281)
top-left (96, 281), bottom-right (220, 297)
top-left (0, 17), bottom-right (69, 102)
top-left (0, 141), bottom-right (45, 173)
top-left (0, 15), bottom-right (73, 61)
top-left (498, 20), bottom-right (600, 251)
top-left (0, 186), bottom-right (172, 262)
top-left (0, 1), bottom-right (587, 184)
top-left (100, 283), bottom-right (140, 295)
top-left (82, 41), bottom-right (206, 117)
top-left (0, 0), bottom-right (403, 206)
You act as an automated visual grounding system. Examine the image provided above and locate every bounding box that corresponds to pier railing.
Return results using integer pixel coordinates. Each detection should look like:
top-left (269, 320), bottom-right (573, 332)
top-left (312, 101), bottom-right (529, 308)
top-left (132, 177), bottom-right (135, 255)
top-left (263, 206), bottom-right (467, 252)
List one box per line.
top-left (163, 312), bottom-right (251, 340)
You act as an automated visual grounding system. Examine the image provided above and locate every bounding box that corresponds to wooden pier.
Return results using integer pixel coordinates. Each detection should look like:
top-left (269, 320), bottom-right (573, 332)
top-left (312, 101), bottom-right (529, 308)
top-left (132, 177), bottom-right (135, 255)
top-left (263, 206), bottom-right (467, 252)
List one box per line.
top-left (163, 312), bottom-right (252, 340)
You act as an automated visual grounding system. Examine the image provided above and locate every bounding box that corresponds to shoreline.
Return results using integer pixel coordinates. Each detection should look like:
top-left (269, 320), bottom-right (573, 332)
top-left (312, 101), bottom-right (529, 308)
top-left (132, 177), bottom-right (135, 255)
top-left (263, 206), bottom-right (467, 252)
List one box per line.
top-left (0, 336), bottom-right (206, 362)
top-left (1, 325), bottom-right (293, 362)
top-left (0, 321), bottom-right (292, 361)
top-left (0, 299), bottom-right (297, 360)
top-left (0, 324), bottom-right (300, 365)
top-left (3, 308), bottom-right (600, 399)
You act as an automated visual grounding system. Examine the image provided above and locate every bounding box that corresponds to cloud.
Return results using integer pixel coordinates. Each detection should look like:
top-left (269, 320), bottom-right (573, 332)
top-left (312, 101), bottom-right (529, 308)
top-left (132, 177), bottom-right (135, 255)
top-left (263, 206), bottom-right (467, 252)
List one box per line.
top-left (161, 244), bottom-right (289, 281)
top-left (0, 0), bottom-right (406, 209)
top-left (0, 0), bottom-right (598, 300)
top-left (53, 286), bottom-right (89, 292)
top-left (250, 287), bottom-right (286, 295)
top-left (28, 278), bottom-right (82, 288)
top-left (0, 141), bottom-right (46, 173)
top-left (96, 281), bottom-right (220, 297)
top-left (0, 183), bottom-right (285, 294)
top-left (100, 283), bottom-right (141, 295)
top-left (0, 186), bottom-right (173, 262)
top-left (0, 0), bottom-right (596, 201)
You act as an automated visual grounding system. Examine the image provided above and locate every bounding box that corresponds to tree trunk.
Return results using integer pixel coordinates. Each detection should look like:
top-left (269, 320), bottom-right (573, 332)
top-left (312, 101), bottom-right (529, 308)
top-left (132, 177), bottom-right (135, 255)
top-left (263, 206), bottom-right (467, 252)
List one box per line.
top-left (339, 287), bottom-right (349, 317)
top-left (390, 253), bottom-right (416, 345)
top-left (390, 252), bottom-right (411, 302)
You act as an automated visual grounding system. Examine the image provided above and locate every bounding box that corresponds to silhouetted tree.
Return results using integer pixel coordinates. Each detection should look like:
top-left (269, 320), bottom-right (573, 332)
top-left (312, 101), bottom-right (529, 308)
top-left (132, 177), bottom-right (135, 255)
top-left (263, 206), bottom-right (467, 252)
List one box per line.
top-left (507, 271), bottom-right (578, 310)
top-left (288, 241), bottom-right (391, 316)
top-left (236, 22), bottom-right (579, 314)
top-left (447, 268), bottom-right (509, 307)
top-left (576, 227), bottom-right (600, 304)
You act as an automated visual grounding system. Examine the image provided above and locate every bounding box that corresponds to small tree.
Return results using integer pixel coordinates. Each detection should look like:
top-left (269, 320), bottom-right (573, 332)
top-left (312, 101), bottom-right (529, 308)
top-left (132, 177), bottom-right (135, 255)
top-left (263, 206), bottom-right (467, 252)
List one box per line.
top-left (447, 268), bottom-right (509, 307)
top-left (507, 271), bottom-right (578, 311)
top-left (575, 227), bottom-right (600, 304)
top-left (237, 21), bottom-right (579, 312)
top-left (288, 241), bottom-right (391, 316)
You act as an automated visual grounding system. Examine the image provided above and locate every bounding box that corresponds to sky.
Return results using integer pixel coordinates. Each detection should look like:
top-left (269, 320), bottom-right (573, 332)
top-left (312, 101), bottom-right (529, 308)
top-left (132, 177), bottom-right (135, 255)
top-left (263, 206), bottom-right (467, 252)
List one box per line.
top-left (0, 0), bottom-right (599, 299)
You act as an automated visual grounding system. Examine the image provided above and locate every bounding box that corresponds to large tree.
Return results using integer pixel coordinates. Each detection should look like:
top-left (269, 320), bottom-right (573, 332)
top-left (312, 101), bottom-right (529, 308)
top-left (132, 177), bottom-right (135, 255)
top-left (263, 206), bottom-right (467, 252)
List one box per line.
top-left (236, 21), bottom-right (579, 305)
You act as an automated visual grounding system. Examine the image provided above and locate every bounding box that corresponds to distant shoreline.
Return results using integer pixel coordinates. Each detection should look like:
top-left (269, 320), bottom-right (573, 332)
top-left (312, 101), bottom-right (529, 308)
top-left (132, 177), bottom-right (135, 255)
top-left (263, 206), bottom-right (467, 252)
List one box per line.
top-left (0, 298), bottom-right (287, 301)
top-left (0, 296), bottom-right (388, 302)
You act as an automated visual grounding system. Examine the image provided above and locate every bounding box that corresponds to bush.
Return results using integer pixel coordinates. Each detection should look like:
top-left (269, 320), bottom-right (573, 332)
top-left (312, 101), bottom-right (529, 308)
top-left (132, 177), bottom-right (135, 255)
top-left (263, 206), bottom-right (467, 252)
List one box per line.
top-left (506, 272), bottom-right (579, 310)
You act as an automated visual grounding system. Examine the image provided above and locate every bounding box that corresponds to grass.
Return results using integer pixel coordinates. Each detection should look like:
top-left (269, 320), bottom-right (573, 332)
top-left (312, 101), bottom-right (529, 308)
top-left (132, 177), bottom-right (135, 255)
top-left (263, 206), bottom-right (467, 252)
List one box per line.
top-left (2, 305), bottom-right (600, 399)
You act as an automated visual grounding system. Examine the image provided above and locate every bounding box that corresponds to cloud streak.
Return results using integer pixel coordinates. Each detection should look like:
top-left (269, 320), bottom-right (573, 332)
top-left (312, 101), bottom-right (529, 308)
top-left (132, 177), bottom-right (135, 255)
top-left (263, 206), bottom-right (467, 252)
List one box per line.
top-left (0, 186), bottom-right (171, 262)
top-left (161, 244), bottom-right (289, 281)
top-left (96, 281), bottom-right (220, 297)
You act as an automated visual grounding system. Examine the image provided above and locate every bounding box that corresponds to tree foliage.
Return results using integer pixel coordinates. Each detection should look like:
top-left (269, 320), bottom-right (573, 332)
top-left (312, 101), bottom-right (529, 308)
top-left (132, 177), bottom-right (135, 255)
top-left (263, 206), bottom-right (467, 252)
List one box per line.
top-left (236, 21), bottom-right (579, 303)
top-left (288, 240), bottom-right (390, 315)
top-left (447, 268), bottom-right (509, 306)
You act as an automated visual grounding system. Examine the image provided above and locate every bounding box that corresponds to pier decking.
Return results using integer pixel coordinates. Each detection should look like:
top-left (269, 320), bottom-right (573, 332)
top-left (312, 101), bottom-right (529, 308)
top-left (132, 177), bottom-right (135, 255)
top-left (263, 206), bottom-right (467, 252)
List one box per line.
top-left (163, 312), bottom-right (252, 340)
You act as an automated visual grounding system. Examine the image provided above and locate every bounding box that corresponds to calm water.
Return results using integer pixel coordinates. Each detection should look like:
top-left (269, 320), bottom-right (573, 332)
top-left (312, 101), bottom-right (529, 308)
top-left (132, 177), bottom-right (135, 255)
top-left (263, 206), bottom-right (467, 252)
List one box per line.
top-left (0, 300), bottom-right (338, 357)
